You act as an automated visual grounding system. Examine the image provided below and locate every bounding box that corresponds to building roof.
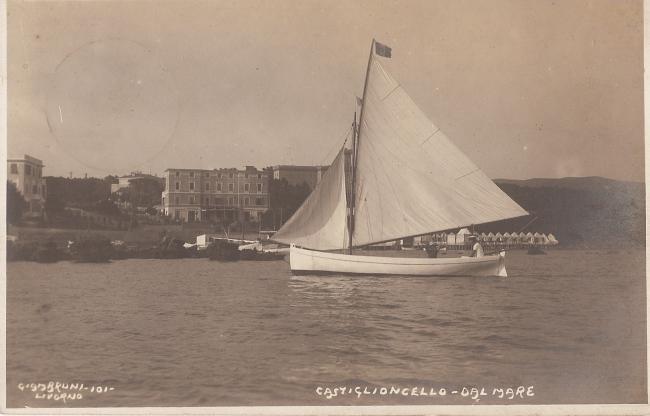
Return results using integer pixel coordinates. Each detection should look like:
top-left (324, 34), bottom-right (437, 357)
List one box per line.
top-left (117, 172), bottom-right (162, 180)
top-left (8, 154), bottom-right (44, 166)
top-left (165, 167), bottom-right (264, 173)
top-left (271, 165), bottom-right (329, 171)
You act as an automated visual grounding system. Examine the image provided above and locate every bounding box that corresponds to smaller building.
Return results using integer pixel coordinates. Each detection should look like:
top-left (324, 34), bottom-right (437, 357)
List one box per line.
top-left (111, 172), bottom-right (164, 193)
top-left (270, 165), bottom-right (329, 190)
top-left (525, 232), bottom-right (534, 244)
top-left (456, 228), bottom-right (471, 244)
top-left (7, 154), bottom-right (46, 216)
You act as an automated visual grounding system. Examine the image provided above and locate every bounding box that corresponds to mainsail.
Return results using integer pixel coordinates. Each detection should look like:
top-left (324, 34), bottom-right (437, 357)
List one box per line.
top-left (272, 148), bottom-right (349, 250)
top-left (351, 56), bottom-right (528, 247)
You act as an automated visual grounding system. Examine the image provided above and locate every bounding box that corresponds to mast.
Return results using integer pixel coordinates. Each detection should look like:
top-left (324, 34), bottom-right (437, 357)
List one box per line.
top-left (348, 38), bottom-right (375, 254)
top-left (348, 111), bottom-right (357, 254)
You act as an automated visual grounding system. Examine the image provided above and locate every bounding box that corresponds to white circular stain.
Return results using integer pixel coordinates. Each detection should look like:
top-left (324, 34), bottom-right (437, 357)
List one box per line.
top-left (45, 39), bottom-right (179, 173)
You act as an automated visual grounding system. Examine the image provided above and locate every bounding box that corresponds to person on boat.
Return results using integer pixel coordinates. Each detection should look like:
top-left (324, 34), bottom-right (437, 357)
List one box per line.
top-left (470, 236), bottom-right (484, 258)
top-left (425, 241), bottom-right (438, 258)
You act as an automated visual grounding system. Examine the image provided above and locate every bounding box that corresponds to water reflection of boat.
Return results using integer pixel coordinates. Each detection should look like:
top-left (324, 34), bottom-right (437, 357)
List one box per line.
top-left (272, 39), bottom-right (528, 277)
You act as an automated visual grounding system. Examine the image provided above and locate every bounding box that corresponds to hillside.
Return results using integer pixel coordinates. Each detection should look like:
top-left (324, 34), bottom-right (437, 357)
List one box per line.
top-left (476, 177), bottom-right (645, 248)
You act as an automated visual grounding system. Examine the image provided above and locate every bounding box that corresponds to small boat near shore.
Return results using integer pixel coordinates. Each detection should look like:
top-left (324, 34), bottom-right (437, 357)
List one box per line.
top-left (527, 246), bottom-right (547, 255)
top-left (271, 39), bottom-right (528, 277)
top-left (207, 239), bottom-right (287, 262)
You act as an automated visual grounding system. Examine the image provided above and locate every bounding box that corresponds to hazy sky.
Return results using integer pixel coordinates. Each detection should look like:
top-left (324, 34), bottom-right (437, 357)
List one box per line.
top-left (8, 0), bottom-right (644, 181)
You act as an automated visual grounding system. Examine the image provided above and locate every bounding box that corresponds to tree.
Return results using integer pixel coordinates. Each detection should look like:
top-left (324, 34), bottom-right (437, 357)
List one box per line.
top-left (44, 194), bottom-right (66, 216)
top-left (88, 199), bottom-right (121, 217)
top-left (44, 176), bottom-right (111, 207)
top-left (127, 177), bottom-right (163, 208)
top-left (262, 179), bottom-right (312, 228)
top-left (104, 175), bottom-right (119, 184)
top-left (7, 181), bottom-right (26, 224)
top-left (144, 206), bottom-right (158, 215)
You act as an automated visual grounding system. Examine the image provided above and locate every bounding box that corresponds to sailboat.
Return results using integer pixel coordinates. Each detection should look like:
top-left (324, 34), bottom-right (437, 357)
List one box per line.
top-left (272, 39), bottom-right (528, 277)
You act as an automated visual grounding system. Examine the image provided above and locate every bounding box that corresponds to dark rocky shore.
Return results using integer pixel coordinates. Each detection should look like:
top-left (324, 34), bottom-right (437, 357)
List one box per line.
top-left (6, 234), bottom-right (286, 263)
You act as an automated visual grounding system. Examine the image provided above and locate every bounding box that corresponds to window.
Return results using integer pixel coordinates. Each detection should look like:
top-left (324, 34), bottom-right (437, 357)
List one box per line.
top-left (205, 197), bottom-right (209, 205)
top-left (189, 182), bottom-right (195, 191)
top-left (244, 183), bottom-right (250, 192)
top-left (175, 196), bottom-right (180, 204)
top-left (217, 183), bottom-right (222, 191)
top-left (228, 197), bottom-right (234, 205)
top-left (175, 182), bottom-right (180, 190)
top-left (244, 197), bottom-right (249, 206)
top-left (189, 172), bottom-right (194, 178)
top-left (256, 197), bottom-right (265, 206)
top-left (204, 172), bottom-right (209, 178)
top-left (25, 165), bottom-right (32, 175)
top-left (174, 210), bottom-right (180, 219)
top-left (228, 183), bottom-right (234, 192)
top-left (257, 183), bottom-right (262, 192)
top-left (218, 174), bottom-right (222, 179)
top-left (176, 172), bottom-right (180, 177)
top-left (229, 173), bottom-right (233, 178)
top-left (190, 196), bottom-right (195, 204)
top-left (257, 174), bottom-right (262, 179)
top-left (205, 183), bottom-right (209, 191)
top-left (10, 164), bottom-right (17, 174)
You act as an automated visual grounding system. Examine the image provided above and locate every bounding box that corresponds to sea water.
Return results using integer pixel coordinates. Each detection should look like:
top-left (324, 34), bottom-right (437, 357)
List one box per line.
top-left (6, 249), bottom-right (646, 407)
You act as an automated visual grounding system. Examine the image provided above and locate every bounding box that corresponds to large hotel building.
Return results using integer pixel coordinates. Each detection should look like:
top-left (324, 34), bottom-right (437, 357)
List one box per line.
top-left (162, 166), bottom-right (269, 223)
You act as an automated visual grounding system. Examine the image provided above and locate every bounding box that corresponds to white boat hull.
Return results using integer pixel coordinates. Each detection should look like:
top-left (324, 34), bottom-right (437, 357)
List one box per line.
top-left (289, 245), bottom-right (508, 277)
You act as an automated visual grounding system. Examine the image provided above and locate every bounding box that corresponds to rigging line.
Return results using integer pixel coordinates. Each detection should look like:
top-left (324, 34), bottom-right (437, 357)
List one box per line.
top-left (420, 128), bottom-right (441, 145)
top-left (517, 216), bottom-right (538, 233)
top-left (454, 168), bottom-right (481, 181)
top-left (380, 83), bottom-right (401, 101)
top-left (319, 124), bottom-right (352, 166)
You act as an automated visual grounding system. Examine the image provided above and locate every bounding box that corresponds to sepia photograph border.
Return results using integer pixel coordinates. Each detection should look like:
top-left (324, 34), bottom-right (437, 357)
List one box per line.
top-left (0, 0), bottom-right (648, 415)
